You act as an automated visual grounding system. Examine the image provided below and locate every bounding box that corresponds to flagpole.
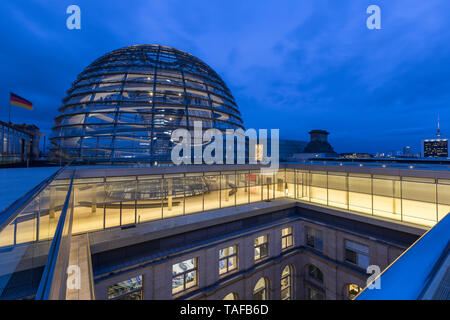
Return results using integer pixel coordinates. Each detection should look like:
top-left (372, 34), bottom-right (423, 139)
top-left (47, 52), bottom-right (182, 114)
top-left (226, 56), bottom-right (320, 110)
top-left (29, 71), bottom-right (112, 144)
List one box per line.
top-left (8, 91), bottom-right (11, 124)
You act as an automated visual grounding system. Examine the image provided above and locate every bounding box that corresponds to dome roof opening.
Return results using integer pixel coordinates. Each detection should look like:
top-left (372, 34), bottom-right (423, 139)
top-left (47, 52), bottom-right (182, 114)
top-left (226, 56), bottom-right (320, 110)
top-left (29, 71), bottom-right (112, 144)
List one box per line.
top-left (50, 44), bottom-right (244, 163)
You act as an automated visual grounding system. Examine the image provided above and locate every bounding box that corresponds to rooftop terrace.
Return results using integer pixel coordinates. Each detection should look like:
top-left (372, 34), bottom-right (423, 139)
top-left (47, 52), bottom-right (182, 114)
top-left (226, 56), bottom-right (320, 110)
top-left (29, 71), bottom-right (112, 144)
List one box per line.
top-left (0, 162), bottom-right (449, 300)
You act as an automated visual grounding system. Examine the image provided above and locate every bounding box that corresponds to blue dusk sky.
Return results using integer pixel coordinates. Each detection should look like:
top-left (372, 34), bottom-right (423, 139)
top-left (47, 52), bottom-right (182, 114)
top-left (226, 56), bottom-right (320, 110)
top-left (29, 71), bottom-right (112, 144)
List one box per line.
top-left (1, 0), bottom-right (450, 154)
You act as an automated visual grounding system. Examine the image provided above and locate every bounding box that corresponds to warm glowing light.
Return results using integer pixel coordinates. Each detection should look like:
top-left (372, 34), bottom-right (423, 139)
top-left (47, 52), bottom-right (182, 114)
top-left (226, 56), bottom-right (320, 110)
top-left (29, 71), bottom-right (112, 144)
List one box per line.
top-left (255, 144), bottom-right (264, 162)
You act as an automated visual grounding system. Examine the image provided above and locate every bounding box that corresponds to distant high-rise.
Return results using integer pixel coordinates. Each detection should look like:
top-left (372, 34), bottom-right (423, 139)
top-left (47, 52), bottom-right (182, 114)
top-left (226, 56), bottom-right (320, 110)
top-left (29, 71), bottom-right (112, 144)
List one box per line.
top-left (403, 146), bottom-right (412, 157)
top-left (437, 114), bottom-right (441, 138)
top-left (422, 116), bottom-right (448, 158)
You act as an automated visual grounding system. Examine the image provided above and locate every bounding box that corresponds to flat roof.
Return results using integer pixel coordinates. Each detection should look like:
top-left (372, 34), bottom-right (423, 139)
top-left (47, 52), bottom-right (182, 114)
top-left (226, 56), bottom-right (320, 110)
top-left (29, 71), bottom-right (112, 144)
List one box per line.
top-left (54, 162), bottom-right (450, 180)
top-left (0, 167), bottom-right (60, 212)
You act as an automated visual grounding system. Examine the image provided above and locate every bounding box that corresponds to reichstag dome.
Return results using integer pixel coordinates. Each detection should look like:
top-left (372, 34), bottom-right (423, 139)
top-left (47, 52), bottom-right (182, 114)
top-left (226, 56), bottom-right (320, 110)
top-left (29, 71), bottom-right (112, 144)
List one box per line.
top-left (50, 44), bottom-right (244, 163)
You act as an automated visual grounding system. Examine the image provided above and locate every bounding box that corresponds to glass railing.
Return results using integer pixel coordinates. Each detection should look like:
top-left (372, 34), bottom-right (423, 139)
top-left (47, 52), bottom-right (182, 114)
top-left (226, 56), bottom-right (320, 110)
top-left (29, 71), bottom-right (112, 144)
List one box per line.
top-left (356, 212), bottom-right (450, 300)
top-left (0, 165), bottom-right (68, 299)
top-left (1, 163), bottom-right (449, 299)
top-left (36, 171), bottom-right (75, 300)
top-left (35, 171), bottom-right (95, 300)
top-left (2, 165), bottom-right (447, 255)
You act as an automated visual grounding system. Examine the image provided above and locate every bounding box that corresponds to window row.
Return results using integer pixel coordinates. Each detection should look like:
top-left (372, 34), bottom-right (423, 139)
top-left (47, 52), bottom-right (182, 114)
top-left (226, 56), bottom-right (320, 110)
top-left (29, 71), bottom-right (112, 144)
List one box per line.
top-left (106, 265), bottom-right (295, 301)
top-left (305, 225), bottom-right (370, 269)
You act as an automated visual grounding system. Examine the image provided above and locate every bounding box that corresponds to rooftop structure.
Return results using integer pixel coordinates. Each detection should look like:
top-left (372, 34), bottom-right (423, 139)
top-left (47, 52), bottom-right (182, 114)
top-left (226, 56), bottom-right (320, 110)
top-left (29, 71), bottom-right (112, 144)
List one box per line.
top-left (0, 120), bottom-right (41, 165)
top-left (303, 130), bottom-right (336, 155)
top-left (422, 116), bottom-right (448, 158)
top-left (50, 45), bottom-right (244, 164)
top-left (0, 162), bottom-right (448, 300)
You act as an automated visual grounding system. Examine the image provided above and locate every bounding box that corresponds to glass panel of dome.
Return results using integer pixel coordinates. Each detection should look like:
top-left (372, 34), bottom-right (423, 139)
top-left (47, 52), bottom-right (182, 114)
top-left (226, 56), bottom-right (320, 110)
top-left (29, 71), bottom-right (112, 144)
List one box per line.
top-left (84, 124), bottom-right (114, 134)
top-left (185, 88), bottom-right (209, 98)
top-left (156, 84), bottom-right (184, 93)
top-left (93, 92), bottom-right (120, 101)
top-left (188, 117), bottom-right (214, 128)
top-left (62, 114), bottom-right (85, 125)
top-left (67, 94), bottom-right (92, 104)
top-left (101, 74), bottom-right (125, 82)
top-left (97, 82), bottom-right (122, 90)
top-left (127, 73), bottom-right (155, 81)
top-left (86, 113), bottom-right (115, 124)
top-left (82, 137), bottom-right (111, 148)
top-left (62, 126), bottom-right (82, 136)
top-left (185, 80), bottom-right (206, 90)
top-left (72, 85), bottom-right (94, 94)
top-left (158, 70), bottom-right (181, 78)
top-left (188, 108), bottom-right (212, 117)
top-left (124, 82), bottom-right (153, 91)
top-left (85, 105), bottom-right (117, 113)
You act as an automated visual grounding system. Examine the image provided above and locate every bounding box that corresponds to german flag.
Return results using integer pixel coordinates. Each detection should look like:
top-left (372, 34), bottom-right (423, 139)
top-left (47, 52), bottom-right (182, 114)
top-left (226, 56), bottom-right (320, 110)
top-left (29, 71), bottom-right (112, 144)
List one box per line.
top-left (10, 92), bottom-right (33, 110)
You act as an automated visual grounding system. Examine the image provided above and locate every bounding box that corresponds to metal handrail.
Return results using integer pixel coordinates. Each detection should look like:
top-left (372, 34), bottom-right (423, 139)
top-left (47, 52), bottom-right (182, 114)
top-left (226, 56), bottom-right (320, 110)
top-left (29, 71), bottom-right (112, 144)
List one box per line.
top-left (86, 234), bottom-right (96, 300)
top-left (0, 161), bottom-right (73, 233)
top-left (35, 170), bottom-right (75, 300)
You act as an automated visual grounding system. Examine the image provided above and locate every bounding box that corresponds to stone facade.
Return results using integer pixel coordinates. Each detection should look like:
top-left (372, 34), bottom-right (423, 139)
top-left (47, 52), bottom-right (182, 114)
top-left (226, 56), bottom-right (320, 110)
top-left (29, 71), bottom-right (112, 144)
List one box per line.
top-left (93, 205), bottom-right (413, 300)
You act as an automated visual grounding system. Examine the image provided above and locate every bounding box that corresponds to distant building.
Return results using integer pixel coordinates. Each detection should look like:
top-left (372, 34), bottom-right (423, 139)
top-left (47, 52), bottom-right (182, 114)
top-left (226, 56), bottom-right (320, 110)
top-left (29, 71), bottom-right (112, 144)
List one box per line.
top-left (423, 139), bottom-right (448, 158)
top-left (291, 130), bottom-right (337, 160)
top-left (398, 146), bottom-right (420, 158)
top-left (340, 153), bottom-right (373, 159)
top-left (403, 146), bottom-right (411, 156)
top-left (0, 121), bottom-right (41, 165)
top-left (422, 117), bottom-right (448, 158)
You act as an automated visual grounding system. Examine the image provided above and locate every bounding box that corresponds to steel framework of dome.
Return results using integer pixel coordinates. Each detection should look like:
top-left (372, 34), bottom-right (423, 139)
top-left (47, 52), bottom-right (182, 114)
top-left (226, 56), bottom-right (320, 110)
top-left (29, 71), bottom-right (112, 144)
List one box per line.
top-left (50, 44), bottom-right (244, 163)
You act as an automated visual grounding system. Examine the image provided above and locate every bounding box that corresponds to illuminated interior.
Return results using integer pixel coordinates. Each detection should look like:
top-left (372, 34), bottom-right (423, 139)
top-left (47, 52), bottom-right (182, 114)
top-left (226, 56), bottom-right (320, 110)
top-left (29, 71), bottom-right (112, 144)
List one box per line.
top-left (0, 165), bottom-right (447, 249)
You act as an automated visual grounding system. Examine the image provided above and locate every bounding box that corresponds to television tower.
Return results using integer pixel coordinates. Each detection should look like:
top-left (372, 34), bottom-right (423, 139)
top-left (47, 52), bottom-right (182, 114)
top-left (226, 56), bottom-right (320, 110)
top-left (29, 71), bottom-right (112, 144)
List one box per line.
top-left (437, 114), bottom-right (441, 138)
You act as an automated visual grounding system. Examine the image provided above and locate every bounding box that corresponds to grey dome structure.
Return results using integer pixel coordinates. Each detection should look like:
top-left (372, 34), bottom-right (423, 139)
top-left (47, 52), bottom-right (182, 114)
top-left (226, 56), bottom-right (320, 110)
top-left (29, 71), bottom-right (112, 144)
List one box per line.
top-left (50, 44), bottom-right (244, 163)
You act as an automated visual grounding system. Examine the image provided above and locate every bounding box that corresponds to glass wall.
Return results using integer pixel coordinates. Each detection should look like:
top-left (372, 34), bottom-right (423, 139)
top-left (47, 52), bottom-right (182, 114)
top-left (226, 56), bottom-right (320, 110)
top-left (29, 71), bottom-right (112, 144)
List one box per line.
top-left (293, 169), bottom-right (443, 227)
top-left (0, 175), bottom-right (69, 299)
top-left (2, 166), bottom-right (448, 252)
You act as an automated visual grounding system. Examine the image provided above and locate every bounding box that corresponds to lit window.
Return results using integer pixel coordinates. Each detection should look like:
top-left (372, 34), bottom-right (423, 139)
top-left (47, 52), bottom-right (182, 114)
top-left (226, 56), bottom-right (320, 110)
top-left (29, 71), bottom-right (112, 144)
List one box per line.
top-left (281, 227), bottom-right (293, 250)
top-left (223, 292), bottom-right (238, 300)
top-left (172, 258), bottom-right (198, 295)
top-left (345, 240), bottom-right (369, 269)
top-left (305, 226), bottom-right (323, 252)
top-left (107, 275), bottom-right (143, 300)
top-left (281, 265), bottom-right (293, 300)
top-left (219, 245), bottom-right (238, 275)
top-left (346, 283), bottom-right (362, 300)
top-left (307, 265), bottom-right (323, 283)
top-left (254, 235), bottom-right (269, 261)
top-left (253, 277), bottom-right (268, 300)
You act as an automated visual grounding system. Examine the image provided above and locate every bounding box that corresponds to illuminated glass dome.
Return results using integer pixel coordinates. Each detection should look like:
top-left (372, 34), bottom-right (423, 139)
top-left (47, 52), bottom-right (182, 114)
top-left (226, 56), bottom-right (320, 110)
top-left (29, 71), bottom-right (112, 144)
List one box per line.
top-left (50, 44), bottom-right (244, 163)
